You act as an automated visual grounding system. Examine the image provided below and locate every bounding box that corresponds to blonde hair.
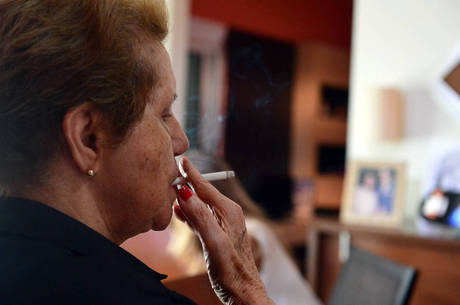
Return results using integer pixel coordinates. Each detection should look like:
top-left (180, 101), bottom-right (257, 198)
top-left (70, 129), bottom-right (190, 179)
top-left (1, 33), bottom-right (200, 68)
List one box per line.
top-left (0, 0), bottom-right (167, 193)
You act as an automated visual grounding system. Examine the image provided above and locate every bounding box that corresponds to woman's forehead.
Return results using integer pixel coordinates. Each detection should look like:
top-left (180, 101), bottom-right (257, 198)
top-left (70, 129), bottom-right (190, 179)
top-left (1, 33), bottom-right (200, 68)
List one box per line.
top-left (145, 43), bottom-right (176, 104)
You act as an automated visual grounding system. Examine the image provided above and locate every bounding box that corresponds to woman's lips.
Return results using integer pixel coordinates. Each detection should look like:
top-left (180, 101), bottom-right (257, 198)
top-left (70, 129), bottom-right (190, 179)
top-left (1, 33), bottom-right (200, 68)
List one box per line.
top-left (171, 169), bottom-right (185, 186)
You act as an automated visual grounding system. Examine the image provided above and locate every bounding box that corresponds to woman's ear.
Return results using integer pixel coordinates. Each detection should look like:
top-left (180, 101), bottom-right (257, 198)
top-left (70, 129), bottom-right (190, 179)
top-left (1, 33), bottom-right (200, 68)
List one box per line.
top-left (61, 103), bottom-right (106, 175)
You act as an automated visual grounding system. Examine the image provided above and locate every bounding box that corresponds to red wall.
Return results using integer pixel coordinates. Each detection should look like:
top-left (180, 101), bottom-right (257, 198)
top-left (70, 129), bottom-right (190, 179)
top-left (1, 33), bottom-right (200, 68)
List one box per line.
top-left (192, 0), bottom-right (353, 48)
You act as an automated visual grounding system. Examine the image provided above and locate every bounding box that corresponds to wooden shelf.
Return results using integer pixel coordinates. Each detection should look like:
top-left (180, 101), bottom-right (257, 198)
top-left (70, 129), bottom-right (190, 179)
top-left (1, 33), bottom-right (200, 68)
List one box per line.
top-left (315, 174), bottom-right (344, 209)
top-left (313, 117), bottom-right (347, 144)
top-left (290, 43), bottom-right (350, 211)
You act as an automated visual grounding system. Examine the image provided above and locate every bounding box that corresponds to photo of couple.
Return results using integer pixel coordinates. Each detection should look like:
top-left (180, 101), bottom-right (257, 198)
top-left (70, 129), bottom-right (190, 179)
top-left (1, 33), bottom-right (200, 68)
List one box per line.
top-left (352, 167), bottom-right (396, 216)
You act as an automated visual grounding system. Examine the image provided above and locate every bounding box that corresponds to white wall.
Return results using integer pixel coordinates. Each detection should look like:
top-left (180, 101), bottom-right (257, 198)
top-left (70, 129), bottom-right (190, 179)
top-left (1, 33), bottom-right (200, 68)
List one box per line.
top-left (348, 0), bottom-right (460, 220)
top-left (165, 0), bottom-right (191, 127)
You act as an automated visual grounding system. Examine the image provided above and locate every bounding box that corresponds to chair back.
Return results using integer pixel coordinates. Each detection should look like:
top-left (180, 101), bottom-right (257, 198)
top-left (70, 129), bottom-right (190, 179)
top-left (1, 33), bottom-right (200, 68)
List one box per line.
top-left (328, 246), bottom-right (416, 305)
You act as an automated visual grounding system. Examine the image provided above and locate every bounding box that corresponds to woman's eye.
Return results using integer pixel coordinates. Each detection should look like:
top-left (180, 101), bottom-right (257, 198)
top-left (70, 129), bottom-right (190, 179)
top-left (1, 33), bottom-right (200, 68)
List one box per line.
top-left (162, 113), bottom-right (173, 121)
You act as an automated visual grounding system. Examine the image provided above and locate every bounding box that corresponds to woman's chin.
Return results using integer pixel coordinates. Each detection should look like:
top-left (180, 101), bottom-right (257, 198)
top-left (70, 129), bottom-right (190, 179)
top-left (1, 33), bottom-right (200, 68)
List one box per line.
top-left (150, 209), bottom-right (174, 231)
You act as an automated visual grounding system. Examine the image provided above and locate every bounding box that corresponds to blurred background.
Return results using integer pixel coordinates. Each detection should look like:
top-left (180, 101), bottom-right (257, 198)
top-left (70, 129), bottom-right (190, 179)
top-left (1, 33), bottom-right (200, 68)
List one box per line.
top-left (166, 0), bottom-right (352, 220)
top-left (122, 1), bottom-right (460, 304)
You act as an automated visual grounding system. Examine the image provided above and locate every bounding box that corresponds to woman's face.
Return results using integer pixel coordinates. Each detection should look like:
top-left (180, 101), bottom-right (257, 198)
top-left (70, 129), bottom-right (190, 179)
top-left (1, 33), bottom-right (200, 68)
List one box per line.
top-left (363, 173), bottom-right (376, 189)
top-left (96, 43), bottom-right (189, 240)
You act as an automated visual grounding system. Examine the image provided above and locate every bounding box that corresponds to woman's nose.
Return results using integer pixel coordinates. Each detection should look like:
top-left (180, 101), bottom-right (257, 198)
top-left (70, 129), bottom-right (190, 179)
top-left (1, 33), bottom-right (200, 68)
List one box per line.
top-left (172, 120), bottom-right (189, 156)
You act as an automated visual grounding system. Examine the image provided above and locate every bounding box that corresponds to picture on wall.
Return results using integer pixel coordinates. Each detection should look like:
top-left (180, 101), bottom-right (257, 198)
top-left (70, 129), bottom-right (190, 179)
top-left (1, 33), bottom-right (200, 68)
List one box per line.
top-left (431, 42), bottom-right (460, 120)
top-left (341, 161), bottom-right (406, 228)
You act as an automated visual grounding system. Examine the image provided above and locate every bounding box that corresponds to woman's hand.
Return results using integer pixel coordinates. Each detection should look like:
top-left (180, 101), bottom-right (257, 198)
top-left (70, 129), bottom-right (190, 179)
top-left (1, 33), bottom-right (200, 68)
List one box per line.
top-left (174, 157), bottom-right (275, 305)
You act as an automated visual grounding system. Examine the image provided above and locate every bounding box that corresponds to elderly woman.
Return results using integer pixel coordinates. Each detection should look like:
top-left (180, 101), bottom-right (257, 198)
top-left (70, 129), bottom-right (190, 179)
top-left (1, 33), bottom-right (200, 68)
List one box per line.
top-left (0, 1), bottom-right (274, 304)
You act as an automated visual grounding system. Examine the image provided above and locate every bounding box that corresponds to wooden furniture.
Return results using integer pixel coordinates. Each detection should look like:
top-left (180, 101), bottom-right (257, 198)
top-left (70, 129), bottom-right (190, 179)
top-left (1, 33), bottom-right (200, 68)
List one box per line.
top-left (290, 43), bottom-right (350, 210)
top-left (307, 217), bottom-right (460, 305)
top-left (328, 246), bottom-right (415, 305)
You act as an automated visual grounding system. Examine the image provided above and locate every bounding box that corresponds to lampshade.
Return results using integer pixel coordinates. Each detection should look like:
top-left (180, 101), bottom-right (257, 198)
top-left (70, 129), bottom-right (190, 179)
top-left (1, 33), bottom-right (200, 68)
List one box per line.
top-left (373, 88), bottom-right (405, 141)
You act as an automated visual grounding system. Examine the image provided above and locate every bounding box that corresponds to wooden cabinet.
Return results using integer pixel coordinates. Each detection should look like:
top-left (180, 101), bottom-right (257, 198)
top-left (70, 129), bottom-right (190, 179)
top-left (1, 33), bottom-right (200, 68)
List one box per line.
top-left (290, 44), bottom-right (350, 210)
top-left (307, 218), bottom-right (460, 305)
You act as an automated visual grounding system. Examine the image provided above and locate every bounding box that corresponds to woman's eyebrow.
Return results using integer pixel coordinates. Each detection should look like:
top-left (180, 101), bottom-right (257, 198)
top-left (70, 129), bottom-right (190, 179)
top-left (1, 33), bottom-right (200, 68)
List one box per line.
top-left (164, 94), bottom-right (177, 108)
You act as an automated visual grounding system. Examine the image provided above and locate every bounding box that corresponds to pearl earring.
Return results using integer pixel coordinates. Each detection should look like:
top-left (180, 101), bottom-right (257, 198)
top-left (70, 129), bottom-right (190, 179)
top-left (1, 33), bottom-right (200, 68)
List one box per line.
top-left (87, 169), bottom-right (95, 177)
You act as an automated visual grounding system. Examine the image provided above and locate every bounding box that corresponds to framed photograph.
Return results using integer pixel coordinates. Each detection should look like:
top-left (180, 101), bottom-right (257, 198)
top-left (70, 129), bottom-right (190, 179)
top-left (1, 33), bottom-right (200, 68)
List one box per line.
top-left (341, 161), bottom-right (406, 228)
top-left (431, 42), bottom-right (460, 121)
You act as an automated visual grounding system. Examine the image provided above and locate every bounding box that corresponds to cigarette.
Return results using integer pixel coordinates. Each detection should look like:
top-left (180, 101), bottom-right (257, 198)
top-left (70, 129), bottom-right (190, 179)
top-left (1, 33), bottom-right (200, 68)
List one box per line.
top-left (172, 170), bottom-right (235, 186)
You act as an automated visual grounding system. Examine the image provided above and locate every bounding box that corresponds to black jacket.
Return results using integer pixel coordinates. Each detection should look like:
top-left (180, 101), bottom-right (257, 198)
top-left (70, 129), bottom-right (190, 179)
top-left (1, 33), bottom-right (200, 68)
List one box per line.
top-left (0, 197), bottom-right (197, 305)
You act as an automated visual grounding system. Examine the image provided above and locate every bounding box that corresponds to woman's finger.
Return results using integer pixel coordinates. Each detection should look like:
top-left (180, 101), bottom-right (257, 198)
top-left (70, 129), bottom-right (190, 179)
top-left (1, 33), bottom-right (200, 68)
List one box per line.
top-left (173, 203), bottom-right (188, 224)
top-left (181, 157), bottom-right (230, 211)
top-left (181, 157), bottom-right (248, 238)
top-left (175, 185), bottom-right (224, 249)
top-left (175, 163), bottom-right (275, 305)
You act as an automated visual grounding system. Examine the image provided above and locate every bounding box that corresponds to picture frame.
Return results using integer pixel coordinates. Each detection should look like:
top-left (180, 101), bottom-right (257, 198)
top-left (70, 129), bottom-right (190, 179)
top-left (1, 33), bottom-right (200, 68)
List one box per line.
top-left (340, 160), bottom-right (406, 228)
top-left (431, 42), bottom-right (460, 121)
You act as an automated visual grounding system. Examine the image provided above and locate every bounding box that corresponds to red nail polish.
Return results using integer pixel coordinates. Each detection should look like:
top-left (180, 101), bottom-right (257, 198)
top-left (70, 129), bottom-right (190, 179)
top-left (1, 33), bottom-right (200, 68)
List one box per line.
top-left (178, 185), bottom-right (193, 201)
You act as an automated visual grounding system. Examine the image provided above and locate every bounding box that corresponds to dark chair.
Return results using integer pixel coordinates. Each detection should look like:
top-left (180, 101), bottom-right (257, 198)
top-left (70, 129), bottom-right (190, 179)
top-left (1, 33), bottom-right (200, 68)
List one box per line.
top-left (328, 246), bottom-right (416, 305)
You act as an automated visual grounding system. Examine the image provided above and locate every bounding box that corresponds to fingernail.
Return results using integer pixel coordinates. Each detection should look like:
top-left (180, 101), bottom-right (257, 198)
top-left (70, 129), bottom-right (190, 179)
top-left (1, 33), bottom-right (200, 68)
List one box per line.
top-left (178, 185), bottom-right (193, 201)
